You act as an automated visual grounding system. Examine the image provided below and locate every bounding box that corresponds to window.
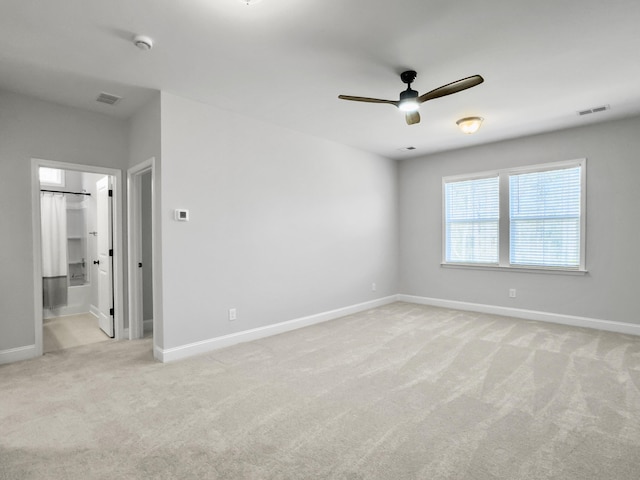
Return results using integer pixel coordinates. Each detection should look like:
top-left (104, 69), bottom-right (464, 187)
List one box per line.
top-left (444, 175), bottom-right (499, 264)
top-left (39, 167), bottom-right (65, 187)
top-left (509, 166), bottom-right (582, 268)
top-left (443, 159), bottom-right (585, 272)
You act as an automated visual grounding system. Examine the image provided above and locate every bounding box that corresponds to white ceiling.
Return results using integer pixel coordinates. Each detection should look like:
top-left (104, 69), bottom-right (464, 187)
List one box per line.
top-left (2, 0), bottom-right (639, 160)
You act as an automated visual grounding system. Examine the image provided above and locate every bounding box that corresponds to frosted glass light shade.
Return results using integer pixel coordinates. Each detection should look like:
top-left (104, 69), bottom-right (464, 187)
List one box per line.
top-left (456, 116), bottom-right (484, 134)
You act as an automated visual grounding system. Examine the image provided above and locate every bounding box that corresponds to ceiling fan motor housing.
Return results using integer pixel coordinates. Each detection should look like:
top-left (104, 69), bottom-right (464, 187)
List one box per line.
top-left (400, 88), bottom-right (418, 101)
top-left (399, 70), bottom-right (419, 104)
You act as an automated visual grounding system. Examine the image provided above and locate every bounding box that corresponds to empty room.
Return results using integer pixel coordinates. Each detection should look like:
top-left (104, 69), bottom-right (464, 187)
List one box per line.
top-left (1, 1), bottom-right (639, 478)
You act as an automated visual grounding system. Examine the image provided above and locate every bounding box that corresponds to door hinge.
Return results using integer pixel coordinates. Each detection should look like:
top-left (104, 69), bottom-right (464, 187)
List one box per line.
top-left (109, 249), bottom-right (113, 256)
top-left (108, 189), bottom-right (113, 197)
top-left (109, 307), bottom-right (114, 316)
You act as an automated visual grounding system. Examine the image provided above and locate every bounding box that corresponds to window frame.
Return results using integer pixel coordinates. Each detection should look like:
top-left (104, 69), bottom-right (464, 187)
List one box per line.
top-left (442, 159), bottom-right (587, 274)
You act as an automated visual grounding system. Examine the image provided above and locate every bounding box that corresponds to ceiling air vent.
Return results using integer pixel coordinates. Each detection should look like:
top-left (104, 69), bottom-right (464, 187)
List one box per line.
top-left (96, 92), bottom-right (122, 106)
top-left (577, 104), bottom-right (610, 116)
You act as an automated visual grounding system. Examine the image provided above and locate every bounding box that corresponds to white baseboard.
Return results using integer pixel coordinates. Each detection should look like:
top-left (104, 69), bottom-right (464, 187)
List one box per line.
top-left (122, 320), bottom-right (151, 341)
top-left (0, 344), bottom-right (37, 365)
top-left (397, 294), bottom-right (640, 336)
top-left (156, 295), bottom-right (398, 363)
top-left (153, 343), bottom-right (163, 362)
top-left (89, 304), bottom-right (100, 319)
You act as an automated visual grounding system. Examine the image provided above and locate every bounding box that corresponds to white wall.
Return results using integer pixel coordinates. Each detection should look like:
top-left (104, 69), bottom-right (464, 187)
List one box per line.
top-left (0, 90), bottom-right (127, 352)
top-left (128, 93), bottom-right (160, 169)
top-left (398, 116), bottom-right (640, 325)
top-left (159, 92), bottom-right (398, 350)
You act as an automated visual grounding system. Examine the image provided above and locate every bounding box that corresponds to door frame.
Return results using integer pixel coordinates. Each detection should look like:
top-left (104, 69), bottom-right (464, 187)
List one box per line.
top-left (127, 158), bottom-right (157, 342)
top-left (31, 158), bottom-right (124, 356)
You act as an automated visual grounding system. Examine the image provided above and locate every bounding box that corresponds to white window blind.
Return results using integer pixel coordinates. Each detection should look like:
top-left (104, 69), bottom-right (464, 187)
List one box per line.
top-left (509, 166), bottom-right (582, 268)
top-left (444, 176), bottom-right (499, 264)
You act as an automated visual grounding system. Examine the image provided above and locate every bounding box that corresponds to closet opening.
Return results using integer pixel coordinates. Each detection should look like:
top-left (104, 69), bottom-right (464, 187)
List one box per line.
top-left (127, 158), bottom-right (156, 344)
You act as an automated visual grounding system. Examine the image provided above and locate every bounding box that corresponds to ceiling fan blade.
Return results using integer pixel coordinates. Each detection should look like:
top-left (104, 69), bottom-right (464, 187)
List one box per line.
top-left (405, 111), bottom-right (421, 125)
top-left (418, 75), bottom-right (484, 103)
top-left (339, 95), bottom-right (398, 106)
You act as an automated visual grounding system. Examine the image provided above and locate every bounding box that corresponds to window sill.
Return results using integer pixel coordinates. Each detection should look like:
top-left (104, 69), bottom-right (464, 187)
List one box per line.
top-left (440, 263), bottom-right (588, 276)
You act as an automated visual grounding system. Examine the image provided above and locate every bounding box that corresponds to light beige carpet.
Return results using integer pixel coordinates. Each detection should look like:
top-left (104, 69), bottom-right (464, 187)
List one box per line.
top-left (2, 302), bottom-right (640, 479)
top-left (43, 313), bottom-right (111, 353)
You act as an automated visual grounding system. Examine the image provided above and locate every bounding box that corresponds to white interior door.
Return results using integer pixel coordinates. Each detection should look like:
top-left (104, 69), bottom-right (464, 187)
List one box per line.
top-left (96, 176), bottom-right (114, 337)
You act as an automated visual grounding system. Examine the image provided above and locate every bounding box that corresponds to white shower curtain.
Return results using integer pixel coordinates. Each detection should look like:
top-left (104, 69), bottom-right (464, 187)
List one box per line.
top-left (41, 192), bottom-right (68, 309)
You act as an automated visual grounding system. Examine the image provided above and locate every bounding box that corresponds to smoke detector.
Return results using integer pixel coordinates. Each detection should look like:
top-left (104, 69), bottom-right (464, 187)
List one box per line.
top-left (133, 35), bottom-right (153, 51)
top-left (238, 0), bottom-right (263, 4)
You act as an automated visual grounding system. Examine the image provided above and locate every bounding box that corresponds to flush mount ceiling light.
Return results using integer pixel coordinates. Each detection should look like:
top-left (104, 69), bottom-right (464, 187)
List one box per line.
top-left (456, 116), bottom-right (484, 134)
top-left (133, 35), bottom-right (153, 51)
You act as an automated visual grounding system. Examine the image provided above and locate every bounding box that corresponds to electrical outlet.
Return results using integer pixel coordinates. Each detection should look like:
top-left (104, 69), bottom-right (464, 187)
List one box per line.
top-left (228, 308), bottom-right (237, 321)
top-left (372, 283), bottom-right (377, 292)
top-left (509, 289), bottom-right (516, 298)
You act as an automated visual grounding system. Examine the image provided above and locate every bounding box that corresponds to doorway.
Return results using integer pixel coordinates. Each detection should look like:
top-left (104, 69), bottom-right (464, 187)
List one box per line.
top-left (127, 158), bottom-right (156, 342)
top-left (31, 159), bottom-right (124, 356)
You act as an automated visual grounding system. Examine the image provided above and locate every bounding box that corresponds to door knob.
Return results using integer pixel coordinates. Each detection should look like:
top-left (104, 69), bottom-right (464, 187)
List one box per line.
top-left (93, 260), bottom-right (100, 265)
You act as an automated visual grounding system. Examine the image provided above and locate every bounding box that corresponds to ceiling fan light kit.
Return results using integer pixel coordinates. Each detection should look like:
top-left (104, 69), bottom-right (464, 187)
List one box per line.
top-left (339, 70), bottom-right (484, 126)
top-left (398, 90), bottom-right (419, 112)
top-left (456, 116), bottom-right (484, 134)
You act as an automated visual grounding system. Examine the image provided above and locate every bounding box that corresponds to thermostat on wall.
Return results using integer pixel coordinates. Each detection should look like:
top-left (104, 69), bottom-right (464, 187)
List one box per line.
top-left (174, 209), bottom-right (189, 221)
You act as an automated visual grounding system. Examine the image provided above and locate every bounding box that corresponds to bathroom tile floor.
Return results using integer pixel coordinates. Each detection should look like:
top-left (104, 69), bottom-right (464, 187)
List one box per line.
top-left (43, 313), bottom-right (111, 353)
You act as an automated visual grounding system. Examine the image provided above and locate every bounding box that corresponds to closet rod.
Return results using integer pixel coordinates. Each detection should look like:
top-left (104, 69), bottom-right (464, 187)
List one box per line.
top-left (40, 189), bottom-right (91, 196)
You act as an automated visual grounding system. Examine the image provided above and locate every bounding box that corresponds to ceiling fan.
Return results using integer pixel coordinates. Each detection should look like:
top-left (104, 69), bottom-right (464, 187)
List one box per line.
top-left (338, 70), bottom-right (484, 125)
